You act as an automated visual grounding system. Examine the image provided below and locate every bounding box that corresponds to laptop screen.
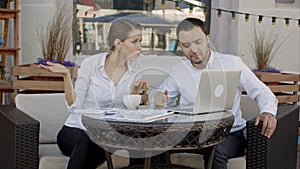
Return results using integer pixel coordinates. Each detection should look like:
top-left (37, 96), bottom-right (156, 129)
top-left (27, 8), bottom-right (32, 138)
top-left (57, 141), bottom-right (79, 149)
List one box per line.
top-left (192, 70), bottom-right (241, 114)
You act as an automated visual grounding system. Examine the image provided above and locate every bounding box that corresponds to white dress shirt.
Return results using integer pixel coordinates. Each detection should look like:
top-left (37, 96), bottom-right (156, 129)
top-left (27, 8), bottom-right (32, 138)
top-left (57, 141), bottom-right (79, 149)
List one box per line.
top-left (65, 53), bottom-right (137, 130)
top-left (160, 50), bottom-right (278, 132)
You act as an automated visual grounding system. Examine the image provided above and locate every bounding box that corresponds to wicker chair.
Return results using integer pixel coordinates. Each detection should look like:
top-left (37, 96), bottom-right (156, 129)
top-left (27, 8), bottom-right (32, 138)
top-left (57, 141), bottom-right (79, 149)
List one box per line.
top-left (170, 99), bottom-right (299, 169)
top-left (0, 105), bottom-right (39, 169)
top-left (0, 95), bottom-right (298, 169)
top-left (246, 104), bottom-right (299, 169)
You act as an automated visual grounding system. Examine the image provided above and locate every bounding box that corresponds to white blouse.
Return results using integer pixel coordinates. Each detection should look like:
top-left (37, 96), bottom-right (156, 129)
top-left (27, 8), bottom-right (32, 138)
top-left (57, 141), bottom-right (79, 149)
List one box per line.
top-left (64, 53), bottom-right (137, 129)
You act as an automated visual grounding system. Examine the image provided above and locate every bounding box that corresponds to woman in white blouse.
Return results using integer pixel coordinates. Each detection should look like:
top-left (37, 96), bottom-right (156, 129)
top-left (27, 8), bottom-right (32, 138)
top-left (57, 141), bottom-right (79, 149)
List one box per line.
top-left (40, 18), bottom-right (148, 169)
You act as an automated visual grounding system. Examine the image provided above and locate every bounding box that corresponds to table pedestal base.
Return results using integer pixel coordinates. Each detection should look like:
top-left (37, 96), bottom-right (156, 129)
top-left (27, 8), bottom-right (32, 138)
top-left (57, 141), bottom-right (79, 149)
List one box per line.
top-left (104, 145), bottom-right (217, 169)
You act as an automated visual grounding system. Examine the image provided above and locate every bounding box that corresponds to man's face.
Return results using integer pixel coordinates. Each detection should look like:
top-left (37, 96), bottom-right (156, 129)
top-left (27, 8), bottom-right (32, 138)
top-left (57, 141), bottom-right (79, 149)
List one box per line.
top-left (178, 26), bottom-right (210, 69)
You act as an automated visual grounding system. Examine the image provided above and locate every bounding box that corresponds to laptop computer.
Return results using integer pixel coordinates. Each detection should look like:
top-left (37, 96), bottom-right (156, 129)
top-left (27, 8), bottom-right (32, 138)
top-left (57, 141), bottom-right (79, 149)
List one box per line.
top-left (174, 70), bottom-right (241, 115)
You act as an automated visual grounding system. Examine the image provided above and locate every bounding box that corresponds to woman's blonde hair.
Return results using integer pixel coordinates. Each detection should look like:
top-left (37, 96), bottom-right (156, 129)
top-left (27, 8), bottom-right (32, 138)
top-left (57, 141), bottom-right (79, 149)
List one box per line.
top-left (107, 18), bottom-right (142, 50)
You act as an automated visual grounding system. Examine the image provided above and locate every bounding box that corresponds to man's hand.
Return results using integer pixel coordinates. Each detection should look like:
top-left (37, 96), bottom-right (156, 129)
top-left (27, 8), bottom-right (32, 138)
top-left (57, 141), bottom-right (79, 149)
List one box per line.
top-left (255, 112), bottom-right (277, 138)
top-left (154, 90), bottom-right (169, 107)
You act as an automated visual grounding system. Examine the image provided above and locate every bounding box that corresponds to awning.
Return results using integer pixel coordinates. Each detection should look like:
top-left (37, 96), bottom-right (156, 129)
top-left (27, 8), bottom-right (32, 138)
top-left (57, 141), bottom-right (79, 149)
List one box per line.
top-left (82, 12), bottom-right (180, 27)
top-left (82, 12), bottom-right (135, 22)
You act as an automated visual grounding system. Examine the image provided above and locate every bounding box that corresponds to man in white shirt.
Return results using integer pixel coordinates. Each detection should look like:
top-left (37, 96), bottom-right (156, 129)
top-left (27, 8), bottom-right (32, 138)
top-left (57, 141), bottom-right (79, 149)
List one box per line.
top-left (154, 18), bottom-right (278, 169)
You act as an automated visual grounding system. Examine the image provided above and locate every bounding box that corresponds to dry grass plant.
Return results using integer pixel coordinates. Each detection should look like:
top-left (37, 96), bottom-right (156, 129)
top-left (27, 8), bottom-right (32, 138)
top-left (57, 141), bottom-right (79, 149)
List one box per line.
top-left (36, 1), bottom-right (73, 63)
top-left (249, 26), bottom-right (286, 71)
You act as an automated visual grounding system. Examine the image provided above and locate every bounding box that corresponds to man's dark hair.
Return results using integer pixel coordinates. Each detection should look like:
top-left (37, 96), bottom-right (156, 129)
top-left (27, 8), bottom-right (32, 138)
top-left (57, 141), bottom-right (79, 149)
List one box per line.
top-left (176, 18), bottom-right (209, 38)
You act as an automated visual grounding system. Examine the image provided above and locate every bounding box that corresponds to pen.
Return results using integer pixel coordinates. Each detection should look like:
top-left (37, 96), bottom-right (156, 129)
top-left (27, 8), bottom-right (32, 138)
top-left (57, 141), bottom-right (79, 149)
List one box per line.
top-left (171, 110), bottom-right (227, 115)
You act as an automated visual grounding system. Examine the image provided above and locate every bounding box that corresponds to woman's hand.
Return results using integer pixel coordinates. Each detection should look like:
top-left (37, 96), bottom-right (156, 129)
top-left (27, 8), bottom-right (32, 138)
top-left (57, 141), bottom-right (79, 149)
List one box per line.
top-left (38, 62), bottom-right (69, 75)
top-left (39, 61), bottom-right (75, 106)
top-left (130, 80), bottom-right (149, 94)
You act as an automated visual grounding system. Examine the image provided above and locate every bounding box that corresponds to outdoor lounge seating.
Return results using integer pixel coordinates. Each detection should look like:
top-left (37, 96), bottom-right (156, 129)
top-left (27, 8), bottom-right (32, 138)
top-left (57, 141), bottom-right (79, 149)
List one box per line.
top-left (0, 93), bottom-right (298, 169)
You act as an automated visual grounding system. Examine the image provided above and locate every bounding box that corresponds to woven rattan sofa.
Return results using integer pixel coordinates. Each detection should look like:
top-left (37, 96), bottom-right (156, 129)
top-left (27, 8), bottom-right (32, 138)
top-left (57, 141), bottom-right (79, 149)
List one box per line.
top-left (0, 93), bottom-right (298, 169)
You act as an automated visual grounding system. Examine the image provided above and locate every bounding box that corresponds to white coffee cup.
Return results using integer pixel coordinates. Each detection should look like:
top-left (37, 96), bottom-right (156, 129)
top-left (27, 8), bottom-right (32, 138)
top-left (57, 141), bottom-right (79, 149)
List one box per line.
top-left (123, 94), bottom-right (141, 109)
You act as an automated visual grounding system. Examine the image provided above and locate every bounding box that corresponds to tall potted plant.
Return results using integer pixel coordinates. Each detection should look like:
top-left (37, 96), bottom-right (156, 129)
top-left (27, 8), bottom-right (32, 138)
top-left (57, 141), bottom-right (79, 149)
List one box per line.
top-left (13, 0), bottom-right (78, 95)
top-left (249, 26), bottom-right (285, 73)
top-left (36, 0), bottom-right (75, 67)
top-left (248, 27), bottom-right (299, 104)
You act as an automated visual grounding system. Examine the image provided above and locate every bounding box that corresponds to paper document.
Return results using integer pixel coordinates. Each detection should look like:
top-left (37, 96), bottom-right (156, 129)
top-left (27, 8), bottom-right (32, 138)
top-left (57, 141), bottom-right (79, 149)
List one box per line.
top-left (77, 108), bottom-right (175, 123)
top-left (74, 108), bottom-right (117, 115)
top-left (117, 109), bottom-right (174, 122)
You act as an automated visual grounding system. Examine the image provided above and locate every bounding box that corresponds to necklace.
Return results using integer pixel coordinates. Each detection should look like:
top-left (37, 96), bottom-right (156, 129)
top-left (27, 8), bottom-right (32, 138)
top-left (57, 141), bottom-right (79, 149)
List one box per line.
top-left (105, 64), bottom-right (127, 85)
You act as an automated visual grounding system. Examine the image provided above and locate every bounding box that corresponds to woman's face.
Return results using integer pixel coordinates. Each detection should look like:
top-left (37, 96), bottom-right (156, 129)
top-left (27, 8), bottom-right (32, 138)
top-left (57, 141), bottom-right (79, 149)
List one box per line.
top-left (119, 29), bottom-right (142, 61)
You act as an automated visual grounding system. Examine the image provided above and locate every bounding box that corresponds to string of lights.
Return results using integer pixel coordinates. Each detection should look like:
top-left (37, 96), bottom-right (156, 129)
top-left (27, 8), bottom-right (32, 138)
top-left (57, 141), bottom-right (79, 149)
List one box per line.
top-left (77, 0), bottom-right (300, 28)
top-left (163, 0), bottom-right (300, 27)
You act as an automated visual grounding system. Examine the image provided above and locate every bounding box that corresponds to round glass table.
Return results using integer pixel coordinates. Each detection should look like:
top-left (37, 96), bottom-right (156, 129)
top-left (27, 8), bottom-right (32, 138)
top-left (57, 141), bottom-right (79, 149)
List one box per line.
top-left (81, 109), bottom-right (234, 169)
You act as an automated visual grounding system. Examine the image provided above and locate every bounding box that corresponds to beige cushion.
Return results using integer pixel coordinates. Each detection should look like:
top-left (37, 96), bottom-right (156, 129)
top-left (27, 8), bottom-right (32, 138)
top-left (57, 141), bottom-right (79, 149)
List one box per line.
top-left (39, 144), bottom-right (66, 158)
top-left (240, 95), bottom-right (259, 120)
top-left (38, 144), bottom-right (69, 169)
top-left (15, 93), bottom-right (69, 143)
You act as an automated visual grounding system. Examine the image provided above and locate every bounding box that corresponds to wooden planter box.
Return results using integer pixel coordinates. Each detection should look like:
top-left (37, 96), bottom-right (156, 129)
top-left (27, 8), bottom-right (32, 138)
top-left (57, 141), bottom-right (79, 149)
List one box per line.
top-left (13, 64), bottom-right (78, 95)
top-left (254, 72), bottom-right (300, 104)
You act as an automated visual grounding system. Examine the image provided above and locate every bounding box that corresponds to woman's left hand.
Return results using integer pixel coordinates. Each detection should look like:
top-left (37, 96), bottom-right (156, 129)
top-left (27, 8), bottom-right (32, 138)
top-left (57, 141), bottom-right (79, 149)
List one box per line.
top-left (38, 62), bottom-right (69, 75)
top-left (130, 80), bottom-right (149, 94)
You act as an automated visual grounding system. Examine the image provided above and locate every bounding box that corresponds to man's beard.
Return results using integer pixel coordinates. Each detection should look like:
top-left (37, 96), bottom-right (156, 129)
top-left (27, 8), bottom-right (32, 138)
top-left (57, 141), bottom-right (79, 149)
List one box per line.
top-left (191, 53), bottom-right (206, 65)
top-left (192, 59), bottom-right (203, 65)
